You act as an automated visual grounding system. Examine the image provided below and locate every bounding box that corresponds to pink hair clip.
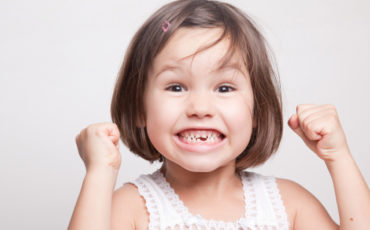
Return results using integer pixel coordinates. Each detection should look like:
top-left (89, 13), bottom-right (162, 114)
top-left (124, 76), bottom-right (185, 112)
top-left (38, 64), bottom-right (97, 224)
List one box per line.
top-left (161, 20), bottom-right (171, 32)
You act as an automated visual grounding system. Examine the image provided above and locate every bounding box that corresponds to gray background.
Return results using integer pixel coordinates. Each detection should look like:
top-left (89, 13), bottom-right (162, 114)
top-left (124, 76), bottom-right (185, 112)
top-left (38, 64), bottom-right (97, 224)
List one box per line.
top-left (1, 0), bottom-right (369, 229)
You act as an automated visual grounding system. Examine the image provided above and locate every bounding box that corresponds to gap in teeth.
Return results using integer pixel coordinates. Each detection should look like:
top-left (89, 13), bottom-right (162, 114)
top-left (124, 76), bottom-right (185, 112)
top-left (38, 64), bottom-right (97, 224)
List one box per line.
top-left (179, 130), bottom-right (222, 143)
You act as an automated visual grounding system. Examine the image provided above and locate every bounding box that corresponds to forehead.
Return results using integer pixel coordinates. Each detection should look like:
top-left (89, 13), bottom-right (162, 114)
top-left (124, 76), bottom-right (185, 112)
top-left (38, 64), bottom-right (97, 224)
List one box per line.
top-left (150, 27), bottom-right (246, 76)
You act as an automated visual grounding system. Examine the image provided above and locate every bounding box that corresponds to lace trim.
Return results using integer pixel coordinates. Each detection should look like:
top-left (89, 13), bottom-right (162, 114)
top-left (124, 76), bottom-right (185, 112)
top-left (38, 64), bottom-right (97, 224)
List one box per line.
top-left (133, 170), bottom-right (290, 230)
top-left (243, 172), bottom-right (258, 221)
top-left (263, 176), bottom-right (290, 230)
top-left (130, 176), bottom-right (161, 229)
top-left (153, 170), bottom-right (254, 229)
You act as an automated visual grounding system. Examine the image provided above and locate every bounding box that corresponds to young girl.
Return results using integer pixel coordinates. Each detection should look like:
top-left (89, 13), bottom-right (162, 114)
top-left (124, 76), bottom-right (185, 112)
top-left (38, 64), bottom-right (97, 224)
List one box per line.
top-left (68, 0), bottom-right (370, 229)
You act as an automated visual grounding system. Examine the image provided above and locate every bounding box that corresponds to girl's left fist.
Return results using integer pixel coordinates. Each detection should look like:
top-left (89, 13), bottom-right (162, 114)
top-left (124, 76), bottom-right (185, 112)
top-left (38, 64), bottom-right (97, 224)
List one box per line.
top-left (288, 104), bottom-right (349, 162)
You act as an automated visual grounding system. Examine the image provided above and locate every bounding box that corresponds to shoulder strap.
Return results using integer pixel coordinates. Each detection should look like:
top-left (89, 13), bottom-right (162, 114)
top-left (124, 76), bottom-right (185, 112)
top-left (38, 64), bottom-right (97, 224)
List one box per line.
top-left (129, 171), bottom-right (183, 229)
top-left (243, 172), bottom-right (290, 229)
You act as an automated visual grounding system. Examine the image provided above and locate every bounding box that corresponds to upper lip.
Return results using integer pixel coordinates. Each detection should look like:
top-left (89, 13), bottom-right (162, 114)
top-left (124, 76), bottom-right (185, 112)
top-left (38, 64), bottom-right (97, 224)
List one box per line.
top-left (175, 127), bottom-right (226, 137)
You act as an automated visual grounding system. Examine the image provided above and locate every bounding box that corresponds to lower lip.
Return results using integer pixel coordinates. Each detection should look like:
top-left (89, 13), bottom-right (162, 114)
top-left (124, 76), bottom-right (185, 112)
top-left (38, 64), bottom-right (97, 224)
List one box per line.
top-left (173, 135), bottom-right (226, 153)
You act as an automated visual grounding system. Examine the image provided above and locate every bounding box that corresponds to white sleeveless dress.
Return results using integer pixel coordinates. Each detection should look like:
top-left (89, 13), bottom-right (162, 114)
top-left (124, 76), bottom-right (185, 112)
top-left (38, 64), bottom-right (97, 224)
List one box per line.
top-left (129, 170), bottom-right (290, 230)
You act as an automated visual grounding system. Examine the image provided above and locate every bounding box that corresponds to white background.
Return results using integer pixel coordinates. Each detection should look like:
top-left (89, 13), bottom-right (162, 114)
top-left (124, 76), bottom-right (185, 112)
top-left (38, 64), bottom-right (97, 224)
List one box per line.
top-left (1, 0), bottom-right (369, 229)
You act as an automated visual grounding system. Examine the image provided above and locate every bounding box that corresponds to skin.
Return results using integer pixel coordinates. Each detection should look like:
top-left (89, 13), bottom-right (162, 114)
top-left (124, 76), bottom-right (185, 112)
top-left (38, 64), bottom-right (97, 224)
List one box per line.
top-left (68, 28), bottom-right (370, 230)
top-left (144, 27), bottom-right (254, 174)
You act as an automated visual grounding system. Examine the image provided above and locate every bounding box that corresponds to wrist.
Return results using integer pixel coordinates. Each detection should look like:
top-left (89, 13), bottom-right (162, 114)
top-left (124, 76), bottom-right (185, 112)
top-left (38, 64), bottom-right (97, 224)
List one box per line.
top-left (324, 148), bottom-right (353, 171)
top-left (86, 164), bottom-right (119, 176)
top-left (85, 166), bottom-right (119, 188)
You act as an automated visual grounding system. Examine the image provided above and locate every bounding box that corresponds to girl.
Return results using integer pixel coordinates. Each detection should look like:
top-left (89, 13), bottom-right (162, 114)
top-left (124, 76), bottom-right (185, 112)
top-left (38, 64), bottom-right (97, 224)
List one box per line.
top-left (68, 0), bottom-right (370, 229)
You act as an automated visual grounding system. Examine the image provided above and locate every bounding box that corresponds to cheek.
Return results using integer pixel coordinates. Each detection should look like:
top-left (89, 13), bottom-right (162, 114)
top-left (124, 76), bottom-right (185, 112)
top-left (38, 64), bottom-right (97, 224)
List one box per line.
top-left (221, 96), bottom-right (253, 128)
top-left (145, 94), bottom-right (180, 137)
top-left (145, 95), bottom-right (183, 155)
top-left (218, 96), bottom-right (254, 146)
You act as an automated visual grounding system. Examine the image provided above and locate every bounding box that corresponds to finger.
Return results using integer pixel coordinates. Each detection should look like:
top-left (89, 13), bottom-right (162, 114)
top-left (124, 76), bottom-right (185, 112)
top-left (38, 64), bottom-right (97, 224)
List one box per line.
top-left (92, 123), bottom-right (120, 147)
top-left (289, 115), bottom-right (318, 150)
top-left (108, 135), bottom-right (120, 147)
top-left (297, 104), bottom-right (335, 122)
top-left (299, 107), bottom-right (338, 139)
top-left (296, 104), bottom-right (316, 117)
top-left (94, 123), bottom-right (120, 140)
top-left (109, 124), bottom-right (120, 146)
top-left (300, 108), bottom-right (336, 130)
top-left (288, 114), bottom-right (307, 140)
top-left (296, 104), bottom-right (338, 140)
top-left (288, 114), bottom-right (299, 129)
top-left (297, 104), bottom-right (323, 122)
top-left (299, 116), bottom-right (326, 141)
top-left (109, 124), bottom-right (120, 139)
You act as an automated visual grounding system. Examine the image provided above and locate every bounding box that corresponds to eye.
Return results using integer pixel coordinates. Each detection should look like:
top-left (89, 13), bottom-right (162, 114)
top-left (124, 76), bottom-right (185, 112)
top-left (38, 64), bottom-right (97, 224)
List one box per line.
top-left (217, 85), bottom-right (235, 93)
top-left (165, 84), bottom-right (186, 92)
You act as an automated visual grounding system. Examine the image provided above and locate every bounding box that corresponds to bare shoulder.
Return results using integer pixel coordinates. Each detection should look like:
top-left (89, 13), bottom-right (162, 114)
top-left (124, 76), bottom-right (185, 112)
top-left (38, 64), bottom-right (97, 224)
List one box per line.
top-left (111, 183), bottom-right (149, 230)
top-left (275, 178), bottom-right (339, 230)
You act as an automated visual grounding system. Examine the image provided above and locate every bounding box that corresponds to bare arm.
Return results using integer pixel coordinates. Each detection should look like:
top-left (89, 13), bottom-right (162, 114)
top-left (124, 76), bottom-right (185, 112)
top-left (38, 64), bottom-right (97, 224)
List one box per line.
top-left (325, 151), bottom-right (370, 229)
top-left (67, 123), bottom-right (122, 230)
top-left (279, 152), bottom-right (370, 230)
top-left (68, 168), bottom-right (118, 230)
top-left (277, 178), bottom-right (339, 230)
top-left (288, 104), bottom-right (370, 230)
top-left (111, 184), bottom-right (147, 230)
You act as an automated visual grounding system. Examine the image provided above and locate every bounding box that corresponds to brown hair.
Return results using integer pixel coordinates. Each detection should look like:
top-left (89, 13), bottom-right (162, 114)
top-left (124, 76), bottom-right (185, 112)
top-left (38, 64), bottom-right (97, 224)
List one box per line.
top-left (111, 0), bottom-right (283, 171)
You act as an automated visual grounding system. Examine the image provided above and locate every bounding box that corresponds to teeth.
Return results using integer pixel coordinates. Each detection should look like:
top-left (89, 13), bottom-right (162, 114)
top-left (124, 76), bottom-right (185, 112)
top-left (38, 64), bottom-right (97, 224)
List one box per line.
top-left (179, 130), bottom-right (222, 144)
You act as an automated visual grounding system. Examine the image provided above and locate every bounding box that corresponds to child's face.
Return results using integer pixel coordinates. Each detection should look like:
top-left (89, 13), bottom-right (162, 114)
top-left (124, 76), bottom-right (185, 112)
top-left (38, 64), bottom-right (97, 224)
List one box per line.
top-left (144, 28), bottom-right (254, 173)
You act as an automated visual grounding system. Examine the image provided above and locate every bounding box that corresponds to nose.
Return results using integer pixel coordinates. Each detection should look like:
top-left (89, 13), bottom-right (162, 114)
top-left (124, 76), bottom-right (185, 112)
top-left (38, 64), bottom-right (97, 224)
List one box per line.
top-left (185, 90), bottom-right (214, 119)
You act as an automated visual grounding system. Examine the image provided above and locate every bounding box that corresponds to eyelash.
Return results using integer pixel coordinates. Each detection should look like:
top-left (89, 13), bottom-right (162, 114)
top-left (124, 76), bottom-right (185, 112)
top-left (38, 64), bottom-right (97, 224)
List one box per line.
top-left (165, 84), bottom-right (235, 93)
top-left (216, 85), bottom-right (235, 93)
top-left (165, 84), bottom-right (186, 92)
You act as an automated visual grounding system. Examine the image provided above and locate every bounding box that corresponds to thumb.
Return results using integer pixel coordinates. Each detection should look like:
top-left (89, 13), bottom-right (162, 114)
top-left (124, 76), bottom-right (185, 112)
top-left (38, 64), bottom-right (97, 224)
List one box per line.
top-left (108, 135), bottom-right (120, 148)
top-left (288, 114), bottom-right (317, 152)
top-left (288, 114), bottom-right (306, 140)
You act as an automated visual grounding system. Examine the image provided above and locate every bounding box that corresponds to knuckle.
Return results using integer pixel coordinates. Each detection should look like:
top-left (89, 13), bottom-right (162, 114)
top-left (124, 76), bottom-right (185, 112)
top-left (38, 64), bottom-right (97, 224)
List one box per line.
top-left (306, 122), bottom-right (315, 131)
top-left (328, 113), bottom-right (337, 123)
top-left (326, 104), bottom-right (337, 112)
top-left (328, 109), bottom-right (336, 116)
top-left (301, 117), bottom-right (309, 127)
top-left (296, 104), bottom-right (308, 115)
top-left (325, 108), bottom-right (337, 119)
top-left (86, 124), bottom-right (97, 135)
top-left (301, 119), bottom-right (308, 129)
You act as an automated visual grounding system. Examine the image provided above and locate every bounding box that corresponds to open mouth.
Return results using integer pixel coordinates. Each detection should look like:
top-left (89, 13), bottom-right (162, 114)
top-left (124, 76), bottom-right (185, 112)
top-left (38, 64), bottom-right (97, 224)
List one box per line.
top-left (176, 129), bottom-right (226, 144)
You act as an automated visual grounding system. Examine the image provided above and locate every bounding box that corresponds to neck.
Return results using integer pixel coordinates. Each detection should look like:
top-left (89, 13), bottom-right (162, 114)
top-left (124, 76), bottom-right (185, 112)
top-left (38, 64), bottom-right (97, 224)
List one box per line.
top-left (160, 159), bottom-right (241, 195)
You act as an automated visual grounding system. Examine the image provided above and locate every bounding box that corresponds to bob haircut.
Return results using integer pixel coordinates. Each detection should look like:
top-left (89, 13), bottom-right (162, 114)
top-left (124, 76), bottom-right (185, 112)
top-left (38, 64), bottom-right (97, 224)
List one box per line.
top-left (111, 0), bottom-right (283, 171)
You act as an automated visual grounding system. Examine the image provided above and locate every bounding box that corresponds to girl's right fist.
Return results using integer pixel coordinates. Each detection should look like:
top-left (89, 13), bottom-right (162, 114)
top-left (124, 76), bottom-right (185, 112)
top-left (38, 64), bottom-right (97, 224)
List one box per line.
top-left (75, 122), bottom-right (121, 172)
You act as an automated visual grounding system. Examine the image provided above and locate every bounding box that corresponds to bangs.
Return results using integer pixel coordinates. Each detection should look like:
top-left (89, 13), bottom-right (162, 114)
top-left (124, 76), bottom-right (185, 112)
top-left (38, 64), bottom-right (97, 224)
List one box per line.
top-left (173, 26), bottom-right (249, 75)
top-left (111, 0), bottom-right (282, 170)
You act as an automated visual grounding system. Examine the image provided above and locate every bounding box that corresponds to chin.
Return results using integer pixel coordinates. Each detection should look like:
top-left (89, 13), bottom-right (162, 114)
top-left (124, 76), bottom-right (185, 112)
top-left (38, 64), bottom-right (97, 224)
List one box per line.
top-left (177, 159), bottom-right (225, 173)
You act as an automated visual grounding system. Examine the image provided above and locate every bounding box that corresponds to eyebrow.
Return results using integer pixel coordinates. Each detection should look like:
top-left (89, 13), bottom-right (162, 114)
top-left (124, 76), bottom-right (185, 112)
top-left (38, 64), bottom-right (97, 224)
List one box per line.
top-left (153, 60), bottom-right (246, 79)
top-left (212, 61), bottom-right (246, 75)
